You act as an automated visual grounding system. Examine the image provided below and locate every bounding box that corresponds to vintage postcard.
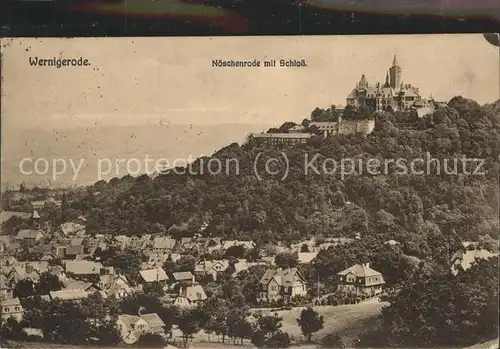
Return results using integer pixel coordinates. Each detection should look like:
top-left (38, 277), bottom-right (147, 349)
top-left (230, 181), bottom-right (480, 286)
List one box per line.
top-left (0, 35), bottom-right (499, 349)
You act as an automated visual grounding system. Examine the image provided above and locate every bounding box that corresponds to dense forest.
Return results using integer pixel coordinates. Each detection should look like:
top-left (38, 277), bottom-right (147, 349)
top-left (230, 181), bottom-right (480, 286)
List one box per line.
top-left (7, 97), bottom-right (499, 248)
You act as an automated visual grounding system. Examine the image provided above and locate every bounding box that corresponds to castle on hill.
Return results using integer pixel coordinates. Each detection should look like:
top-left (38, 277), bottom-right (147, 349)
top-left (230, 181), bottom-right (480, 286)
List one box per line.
top-left (346, 54), bottom-right (434, 115)
top-left (251, 54), bottom-right (436, 145)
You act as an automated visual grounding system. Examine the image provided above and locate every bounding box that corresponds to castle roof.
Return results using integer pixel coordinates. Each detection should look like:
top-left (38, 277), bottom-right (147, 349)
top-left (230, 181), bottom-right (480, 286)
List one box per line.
top-left (253, 133), bottom-right (312, 139)
top-left (338, 263), bottom-right (382, 278)
top-left (392, 54), bottom-right (399, 66)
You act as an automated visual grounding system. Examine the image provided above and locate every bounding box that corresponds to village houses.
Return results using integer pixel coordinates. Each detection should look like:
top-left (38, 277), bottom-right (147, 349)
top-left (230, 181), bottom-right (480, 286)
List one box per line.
top-left (116, 313), bottom-right (166, 344)
top-left (15, 229), bottom-right (45, 246)
top-left (258, 267), bottom-right (308, 303)
top-left (1, 297), bottom-right (24, 322)
top-left (336, 263), bottom-right (386, 296)
top-left (173, 284), bottom-right (208, 308)
top-left (194, 259), bottom-right (230, 281)
top-left (139, 267), bottom-right (169, 285)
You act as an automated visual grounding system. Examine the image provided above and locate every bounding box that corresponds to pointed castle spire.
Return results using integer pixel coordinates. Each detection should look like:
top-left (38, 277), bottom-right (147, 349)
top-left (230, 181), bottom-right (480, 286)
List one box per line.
top-left (383, 71), bottom-right (390, 88)
top-left (392, 54), bottom-right (399, 66)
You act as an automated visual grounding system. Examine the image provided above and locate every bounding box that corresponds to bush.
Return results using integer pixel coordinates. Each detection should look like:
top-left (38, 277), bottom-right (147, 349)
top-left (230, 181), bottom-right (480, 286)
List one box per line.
top-left (265, 331), bottom-right (291, 348)
top-left (136, 333), bottom-right (165, 348)
top-left (320, 333), bottom-right (345, 348)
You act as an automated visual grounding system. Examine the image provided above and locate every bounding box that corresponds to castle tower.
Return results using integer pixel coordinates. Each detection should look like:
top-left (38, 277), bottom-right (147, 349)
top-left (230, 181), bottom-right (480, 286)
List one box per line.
top-left (383, 71), bottom-right (390, 88)
top-left (358, 74), bottom-right (368, 89)
top-left (389, 54), bottom-right (402, 89)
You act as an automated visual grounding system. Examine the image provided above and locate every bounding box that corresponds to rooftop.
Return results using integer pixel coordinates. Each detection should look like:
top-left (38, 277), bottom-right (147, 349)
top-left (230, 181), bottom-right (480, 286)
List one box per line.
top-left (253, 133), bottom-right (312, 139)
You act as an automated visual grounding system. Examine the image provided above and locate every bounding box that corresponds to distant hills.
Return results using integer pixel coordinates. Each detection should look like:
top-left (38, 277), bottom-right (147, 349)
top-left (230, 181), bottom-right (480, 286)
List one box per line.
top-left (1, 123), bottom-right (273, 190)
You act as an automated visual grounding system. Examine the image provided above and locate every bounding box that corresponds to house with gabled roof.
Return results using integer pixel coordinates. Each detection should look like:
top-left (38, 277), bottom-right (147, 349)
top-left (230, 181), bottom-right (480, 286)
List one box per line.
top-left (139, 267), bottom-right (169, 284)
top-left (142, 250), bottom-right (170, 269)
top-left (7, 242), bottom-right (22, 254)
top-left (100, 274), bottom-right (133, 298)
top-left (153, 237), bottom-right (177, 252)
top-left (113, 235), bottom-right (131, 250)
top-left (64, 260), bottom-right (103, 281)
top-left (173, 284), bottom-right (207, 308)
top-left (297, 252), bottom-right (318, 264)
top-left (0, 210), bottom-right (32, 224)
top-left (222, 240), bottom-right (256, 250)
top-left (2, 256), bottom-right (18, 268)
top-left (198, 237), bottom-right (223, 252)
top-left (15, 229), bottom-right (45, 245)
top-left (194, 260), bottom-right (230, 281)
top-left (258, 267), bottom-right (307, 303)
top-left (59, 222), bottom-right (86, 237)
top-left (64, 279), bottom-right (102, 294)
top-left (116, 313), bottom-right (165, 344)
top-left (172, 271), bottom-right (195, 284)
top-left (231, 259), bottom-right (267, 278)
top-left (50, 289), bottom-right (89, 301)
top-left (65, 238), bottom-right (85, 256)
top-left (7, 261), bottom-right (49, 284)
top-left (337, 263), bottom-right (385, 296)
top-left (1, 297), bottom-right (24, 322)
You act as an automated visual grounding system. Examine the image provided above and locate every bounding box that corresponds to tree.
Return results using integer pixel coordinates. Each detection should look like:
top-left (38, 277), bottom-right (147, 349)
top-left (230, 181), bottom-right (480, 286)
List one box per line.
top-left (358, 258), bottom-right (499, 348)
top-left (143, 281), bottom-right (165, 298)
top-left (275, 252), bottom-right (298, 268)
top-left (37, 272), bottom-right (63, 294)
top-left (13, 279), bottom-right (36, 298)
top-left (226, 309), bottom-right (253, 345)
top-left (107, 248), bottom-right (146, 283)
top-left (277, 121), bottom-right (297, 133)
top-left (178, 308), bottom-right (201, 346)
top-left (251, 312), bottom-right (289, 348)
top-left (225, 245), bottom-right (246, 259)
top-left (297, 307), bottom-right (324, 342)
top-left (119, 293), bottom-right (162, 315)
top-left (307, 125), bottom-right (323, 136)
top-left (96, 320), bottom-right (121, 345)
top-left (311, 107), bottom-right (326, 121)
top-left (199, 298), bottom-right (230, 343)
top-left (136, 333), bottom-right (165, 348)
top-left (1, 317), bottom-right (23, 340)
top-left (165, 255), bottom-right (196, 274)
top-left (265, 331), bottom-right (291, 348)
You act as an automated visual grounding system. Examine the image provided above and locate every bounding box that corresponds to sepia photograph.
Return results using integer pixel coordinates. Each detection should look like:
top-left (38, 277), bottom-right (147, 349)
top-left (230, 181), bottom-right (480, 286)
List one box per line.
top-left (0, 35), bottom-right (499, 349)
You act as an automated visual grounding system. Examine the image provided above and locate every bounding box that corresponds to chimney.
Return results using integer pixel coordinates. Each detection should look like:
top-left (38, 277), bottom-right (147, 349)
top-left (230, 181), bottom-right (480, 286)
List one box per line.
top-left (192, 273), bottom-right (196, 284)
top-left (364, 263), bottom-right (370, 269)
top-left (138, 306), bottom-right (145, 316)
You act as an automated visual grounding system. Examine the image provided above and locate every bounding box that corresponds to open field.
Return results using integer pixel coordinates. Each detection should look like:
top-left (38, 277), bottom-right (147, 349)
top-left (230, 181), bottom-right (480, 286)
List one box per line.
top-left (250, 297), bottom-right (389, 346)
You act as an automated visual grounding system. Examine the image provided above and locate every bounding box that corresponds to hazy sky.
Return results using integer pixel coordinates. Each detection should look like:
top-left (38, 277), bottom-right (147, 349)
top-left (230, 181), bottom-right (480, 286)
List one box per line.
top-left (1, 34), bottom-right (498, 131)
